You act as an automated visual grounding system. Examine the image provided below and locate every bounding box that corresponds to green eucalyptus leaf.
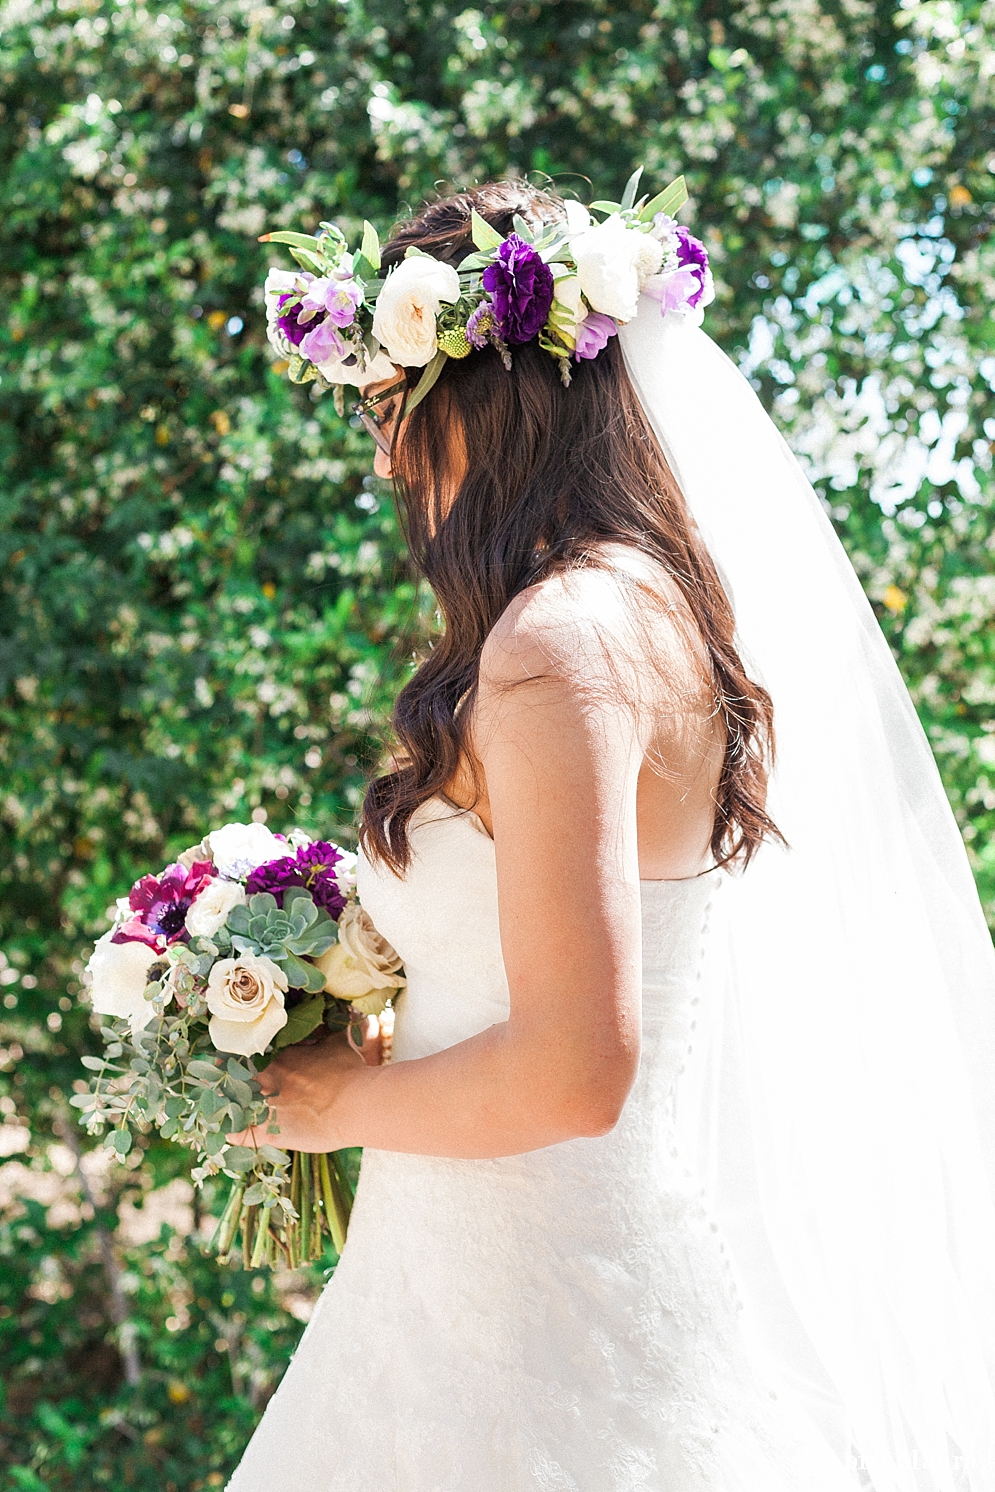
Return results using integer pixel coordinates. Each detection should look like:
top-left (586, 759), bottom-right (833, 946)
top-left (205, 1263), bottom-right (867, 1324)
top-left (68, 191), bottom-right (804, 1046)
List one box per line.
top-left (223, 1146), bottom-right (258, 1174)
top-left (257, 1143), bottom-right (290, 1167)
top-left (188, 1059), bottom-right (223, 1082)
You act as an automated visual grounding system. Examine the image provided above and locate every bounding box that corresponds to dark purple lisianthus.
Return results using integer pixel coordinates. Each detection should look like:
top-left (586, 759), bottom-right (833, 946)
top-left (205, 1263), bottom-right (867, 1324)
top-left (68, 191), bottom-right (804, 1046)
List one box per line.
top-left (245, 841), bottom-right (347, 919)
top-left (277, 292), bottom-right (325, 347)
top-left (481, 235), bottom-right (555, 346)
top-left (674, 227), bottom-right (709, 308)
top-left (114, 860), bottom-right (215, 948)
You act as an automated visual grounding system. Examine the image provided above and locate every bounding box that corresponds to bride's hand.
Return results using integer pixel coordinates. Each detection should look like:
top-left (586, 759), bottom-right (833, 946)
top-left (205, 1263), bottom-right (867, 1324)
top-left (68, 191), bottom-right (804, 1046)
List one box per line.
top-left (231, 1021), bottom-right (381, 1153)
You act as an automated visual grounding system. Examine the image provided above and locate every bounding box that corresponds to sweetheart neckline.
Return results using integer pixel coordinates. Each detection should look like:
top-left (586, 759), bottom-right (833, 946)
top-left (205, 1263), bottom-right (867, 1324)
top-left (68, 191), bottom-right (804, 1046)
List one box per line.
top-left (423, 795), bottom-right (718, 887)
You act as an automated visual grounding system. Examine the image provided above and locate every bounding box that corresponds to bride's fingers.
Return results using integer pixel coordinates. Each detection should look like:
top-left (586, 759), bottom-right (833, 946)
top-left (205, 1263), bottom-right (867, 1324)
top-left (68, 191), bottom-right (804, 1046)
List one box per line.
top-left (347, 1014), bottom-right (383, 1067)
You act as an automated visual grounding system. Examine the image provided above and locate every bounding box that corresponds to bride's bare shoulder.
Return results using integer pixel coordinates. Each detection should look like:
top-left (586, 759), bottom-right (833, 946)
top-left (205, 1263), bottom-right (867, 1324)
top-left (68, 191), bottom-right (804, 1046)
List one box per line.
top-left (479, 551), bottom-right (698, 697)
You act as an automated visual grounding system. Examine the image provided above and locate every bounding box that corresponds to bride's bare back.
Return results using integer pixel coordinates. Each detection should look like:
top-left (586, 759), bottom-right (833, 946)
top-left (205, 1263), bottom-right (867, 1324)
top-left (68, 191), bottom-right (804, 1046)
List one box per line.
top-left (447, 544), bottom-right (725, 882)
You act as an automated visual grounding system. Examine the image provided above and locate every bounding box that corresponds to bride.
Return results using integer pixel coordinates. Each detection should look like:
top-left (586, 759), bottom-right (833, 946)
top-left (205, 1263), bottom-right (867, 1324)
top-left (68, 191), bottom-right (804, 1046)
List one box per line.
top-left (230, 182), bottom-right (995, 1490)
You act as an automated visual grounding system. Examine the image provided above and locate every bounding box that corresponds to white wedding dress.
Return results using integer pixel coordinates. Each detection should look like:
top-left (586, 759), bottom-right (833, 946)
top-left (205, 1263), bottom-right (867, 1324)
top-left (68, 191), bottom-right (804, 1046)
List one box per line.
top-left (229, 798), bottom-right (856, 1492)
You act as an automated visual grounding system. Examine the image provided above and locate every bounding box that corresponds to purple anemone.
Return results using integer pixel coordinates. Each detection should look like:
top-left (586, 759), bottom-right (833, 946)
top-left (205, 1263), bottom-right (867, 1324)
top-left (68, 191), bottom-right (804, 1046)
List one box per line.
top-left (113, 860), bottom-right (216, 949)
top-left (481, 235), bottom-right (555, 346)
top-left (245, 841), bottom-right (347, 920)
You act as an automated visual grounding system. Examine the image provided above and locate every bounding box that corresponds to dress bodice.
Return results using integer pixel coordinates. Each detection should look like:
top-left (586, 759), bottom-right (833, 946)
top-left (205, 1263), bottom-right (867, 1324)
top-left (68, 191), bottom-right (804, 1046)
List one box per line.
top-left (357, 797), bottom-right (716, 1120)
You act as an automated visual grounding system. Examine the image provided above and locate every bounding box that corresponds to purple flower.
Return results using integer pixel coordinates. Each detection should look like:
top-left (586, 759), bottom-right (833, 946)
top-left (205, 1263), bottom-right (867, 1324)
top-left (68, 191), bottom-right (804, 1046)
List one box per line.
top-left (466, 302), bottom-right (498, 349)
top-left (114, 861), bottom-right (215, 949)
top-left (276, 292), bottom-right (317, 347)
top-left (299, 317), bottom-right (346, 365)
top-left (674, 227), bottom-right (709, 308)
top-left (481, 235), bottom-right (555, 346)
top-left (245, 841), bottom-right (347, 919)
top-left (301, 276), bottom-right (363, 330)
top-left (573, 311), bottom-right (618, 361)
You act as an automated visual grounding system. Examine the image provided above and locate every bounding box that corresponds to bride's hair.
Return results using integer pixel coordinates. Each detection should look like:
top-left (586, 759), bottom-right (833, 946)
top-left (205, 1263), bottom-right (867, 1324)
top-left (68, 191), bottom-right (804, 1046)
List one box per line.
top-left (361, 181), bottom-right (780, 873)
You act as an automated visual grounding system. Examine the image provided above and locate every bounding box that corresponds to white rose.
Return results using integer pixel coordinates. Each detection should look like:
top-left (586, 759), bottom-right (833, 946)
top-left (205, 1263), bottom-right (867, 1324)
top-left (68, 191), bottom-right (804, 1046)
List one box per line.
top-left (570, 216), bottom-right (664, 322)
top-left (372, 256), bottom-right (461, 367)
top-left (207, 822), bottom-right (286, 881)
top-left (185, 880), bottom-right (247, 939)
top-left (206, 954), bottom-right (288, 1057)
top-left (315, 903), bottom-right (405, 1015)
top-left (86, 935), bottom-right (163, 1035)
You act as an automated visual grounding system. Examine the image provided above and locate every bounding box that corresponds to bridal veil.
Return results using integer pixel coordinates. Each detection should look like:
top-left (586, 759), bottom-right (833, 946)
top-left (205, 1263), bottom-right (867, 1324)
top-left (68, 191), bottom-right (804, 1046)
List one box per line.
top-left (620, 306), bottom-right (995, 1492)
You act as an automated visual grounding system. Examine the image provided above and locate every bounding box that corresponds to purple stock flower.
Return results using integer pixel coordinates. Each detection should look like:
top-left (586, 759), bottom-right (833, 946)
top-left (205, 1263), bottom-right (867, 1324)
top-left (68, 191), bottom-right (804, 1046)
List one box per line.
top-left (245, 841), bottom-right (347, 919)
top-left (481, 235), bottom-right (555, 346)
top-left (573, 311), bottom-right (618, 361)
top-left (114, 861), bottom-right (215, 949)
top-left (674, 227), bottom-right (709, 308)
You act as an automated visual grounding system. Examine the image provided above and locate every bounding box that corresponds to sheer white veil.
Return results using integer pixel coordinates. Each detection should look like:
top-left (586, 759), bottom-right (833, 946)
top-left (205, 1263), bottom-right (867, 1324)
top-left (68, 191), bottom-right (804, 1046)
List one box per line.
top-left (619, 305), bottom-right (995, 1492)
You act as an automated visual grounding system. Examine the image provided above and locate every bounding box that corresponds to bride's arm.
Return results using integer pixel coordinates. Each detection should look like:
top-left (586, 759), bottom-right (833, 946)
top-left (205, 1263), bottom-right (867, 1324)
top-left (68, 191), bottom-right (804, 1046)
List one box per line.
top-left (257, 577), bottom-right (648, 1159)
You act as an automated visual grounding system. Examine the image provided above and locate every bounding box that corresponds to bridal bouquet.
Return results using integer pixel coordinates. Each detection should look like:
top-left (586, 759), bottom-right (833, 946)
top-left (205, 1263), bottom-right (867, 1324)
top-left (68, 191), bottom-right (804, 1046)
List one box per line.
top-left (73, 822), bottom-right (405, 1270)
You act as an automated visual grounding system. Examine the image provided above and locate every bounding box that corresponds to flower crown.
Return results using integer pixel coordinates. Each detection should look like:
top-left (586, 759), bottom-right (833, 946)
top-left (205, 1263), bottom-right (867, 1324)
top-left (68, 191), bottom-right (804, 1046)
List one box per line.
top-left (261, 169), bottom-right (712, 414)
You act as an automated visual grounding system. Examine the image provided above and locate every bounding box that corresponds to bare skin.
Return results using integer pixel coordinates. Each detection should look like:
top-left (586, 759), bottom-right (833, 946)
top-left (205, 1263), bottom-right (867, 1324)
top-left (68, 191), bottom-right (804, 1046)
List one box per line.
top-left (235, 374), bottom-right (723, 1159)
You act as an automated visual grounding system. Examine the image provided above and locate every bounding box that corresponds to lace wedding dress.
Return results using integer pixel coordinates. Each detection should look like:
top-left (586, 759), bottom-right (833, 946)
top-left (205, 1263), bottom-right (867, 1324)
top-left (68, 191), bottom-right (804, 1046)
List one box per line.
top-left (229, 798), bottom-right (855, 1492)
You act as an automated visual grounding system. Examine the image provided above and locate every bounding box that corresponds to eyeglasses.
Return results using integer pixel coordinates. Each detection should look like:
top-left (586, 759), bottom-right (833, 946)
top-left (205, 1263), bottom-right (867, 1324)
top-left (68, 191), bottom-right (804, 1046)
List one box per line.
top-left (349, 380), bottom-right (407, 457)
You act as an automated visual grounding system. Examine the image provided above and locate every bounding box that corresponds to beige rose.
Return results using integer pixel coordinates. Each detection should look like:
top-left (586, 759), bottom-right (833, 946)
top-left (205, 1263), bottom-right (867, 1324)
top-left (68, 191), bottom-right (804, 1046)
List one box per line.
top-left (372, 255), bottom-right (460, 367)
top-left (206, 954), bottom-right (288, 1057)
top-left (185, 879), bottom-right (246, 939)
top-left (315, 904), bottom-right (405, 1016)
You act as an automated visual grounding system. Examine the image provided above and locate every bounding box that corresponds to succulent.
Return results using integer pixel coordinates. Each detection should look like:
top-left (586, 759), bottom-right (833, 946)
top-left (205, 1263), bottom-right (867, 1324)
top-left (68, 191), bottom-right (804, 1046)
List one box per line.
top-left (226, 887), bottom-right (336, 993)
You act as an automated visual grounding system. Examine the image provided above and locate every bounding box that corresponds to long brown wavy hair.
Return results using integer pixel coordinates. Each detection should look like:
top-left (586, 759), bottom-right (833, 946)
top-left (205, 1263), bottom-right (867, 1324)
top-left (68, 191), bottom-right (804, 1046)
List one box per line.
top-left (361, 181), bottom-right (780, 873)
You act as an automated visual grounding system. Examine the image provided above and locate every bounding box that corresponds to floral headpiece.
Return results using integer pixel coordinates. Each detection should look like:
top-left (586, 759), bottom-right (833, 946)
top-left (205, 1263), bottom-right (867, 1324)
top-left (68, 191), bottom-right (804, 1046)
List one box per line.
top-left (261, 169), bottom-right (712, 414)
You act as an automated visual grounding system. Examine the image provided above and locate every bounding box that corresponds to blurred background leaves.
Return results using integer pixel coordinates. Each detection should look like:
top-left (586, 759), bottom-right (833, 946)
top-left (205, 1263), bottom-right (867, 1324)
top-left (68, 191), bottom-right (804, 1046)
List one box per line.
top-left (1, 0), bottom-right (993, 1484)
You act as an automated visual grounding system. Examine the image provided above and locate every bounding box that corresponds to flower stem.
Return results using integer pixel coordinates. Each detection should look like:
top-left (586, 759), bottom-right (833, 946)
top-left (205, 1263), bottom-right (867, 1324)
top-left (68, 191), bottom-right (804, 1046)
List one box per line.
top-left (299, 1148), bottom-right (313, 1259)
top-left (241, 1204), bottom-right (258, 1270)
top-left (211, 1181), bottom-right (245, 1261)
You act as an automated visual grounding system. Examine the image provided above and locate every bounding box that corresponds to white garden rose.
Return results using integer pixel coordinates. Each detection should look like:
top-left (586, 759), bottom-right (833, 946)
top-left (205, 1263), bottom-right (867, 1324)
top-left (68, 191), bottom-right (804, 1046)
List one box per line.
top-left (207, 822), bottom-right (286, 880)
top-left (86, 934), bottom-right (163, 1035)
top-left (206, 954), bottom-right (288, 1057)
top-left (185, 879), bottom-right (247, 939)
top-left (372, 256), bottom-right (461, 367)
top-left (569, 216), bottom-right (664, 323)
top-left (315, 903), bottom-right (405, 1016)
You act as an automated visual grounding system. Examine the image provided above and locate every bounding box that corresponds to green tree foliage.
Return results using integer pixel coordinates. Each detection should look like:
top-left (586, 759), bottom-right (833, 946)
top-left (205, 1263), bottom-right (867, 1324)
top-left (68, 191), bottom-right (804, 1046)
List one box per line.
top-left (0, 0), bottom-right (992, 1483)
